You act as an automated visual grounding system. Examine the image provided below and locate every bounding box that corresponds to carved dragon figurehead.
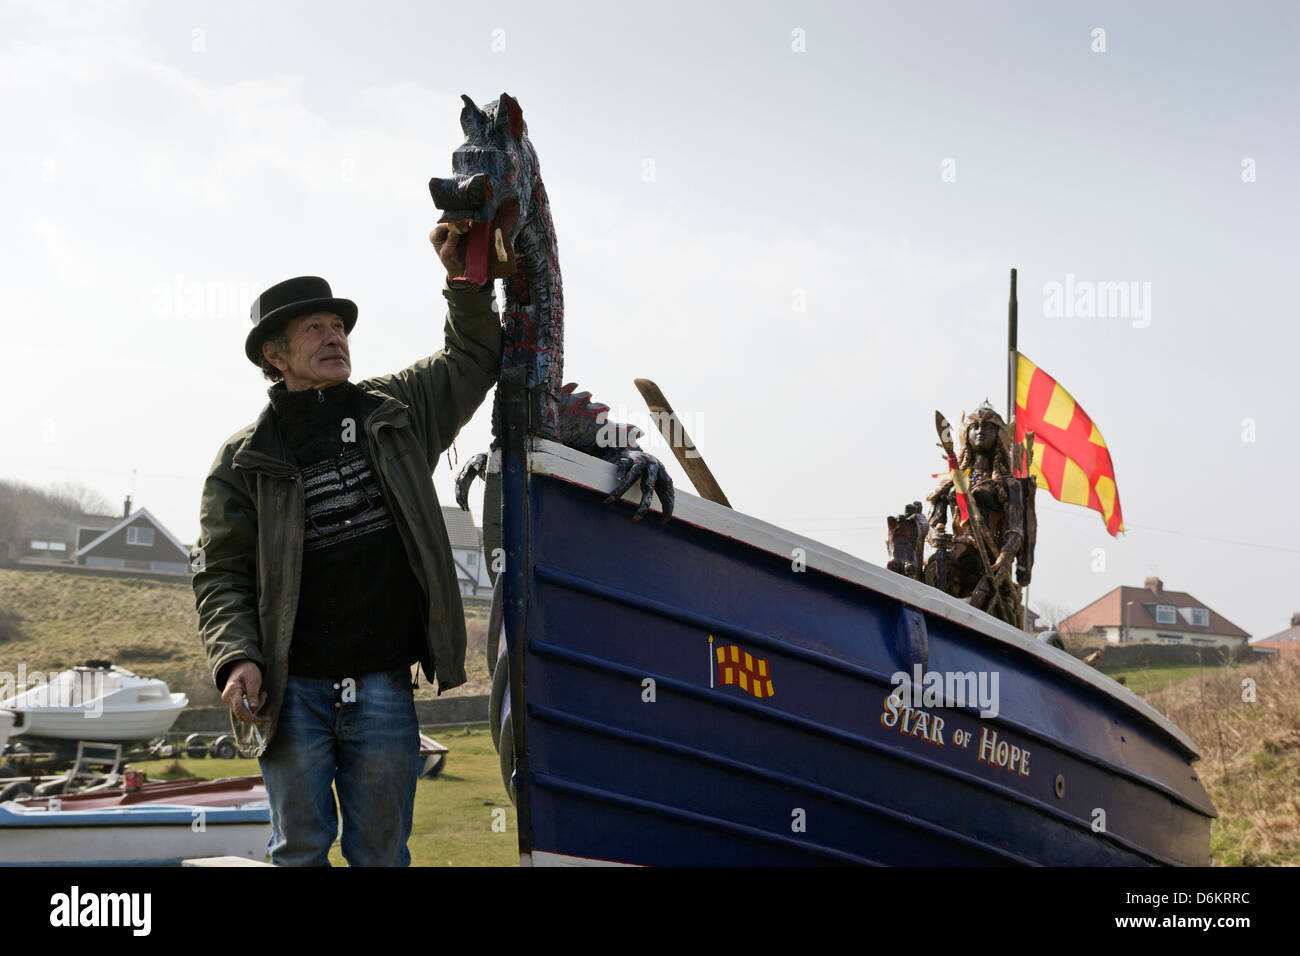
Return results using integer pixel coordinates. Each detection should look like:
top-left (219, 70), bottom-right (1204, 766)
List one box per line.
top-left (429, 92), bottom-right (563, 438)
top-left (436, 92), bottom-right (674, 527)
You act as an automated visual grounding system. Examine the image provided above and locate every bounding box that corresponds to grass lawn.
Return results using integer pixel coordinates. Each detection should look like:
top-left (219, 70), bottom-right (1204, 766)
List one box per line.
top-left (130, 724), bottom-right (517, 867)
top-left (1107, 663), bottom-right (1221, 696)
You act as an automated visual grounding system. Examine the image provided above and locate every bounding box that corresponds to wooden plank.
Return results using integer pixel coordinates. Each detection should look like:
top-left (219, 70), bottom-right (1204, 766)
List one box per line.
top-left (632, 379), bottom-right (731, 508)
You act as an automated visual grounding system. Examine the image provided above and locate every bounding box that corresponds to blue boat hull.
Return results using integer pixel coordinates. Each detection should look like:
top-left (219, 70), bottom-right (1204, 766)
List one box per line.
top-left (500, 441), bottom-right (1215, 866)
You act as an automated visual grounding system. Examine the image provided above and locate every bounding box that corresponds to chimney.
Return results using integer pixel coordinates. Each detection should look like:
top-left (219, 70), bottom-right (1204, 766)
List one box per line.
top-left (123, 495), bottom-right (132, 519)
top-left (1144, 577), bottom-right (1163, 594)
top-left (1292, 612), bottom-right (1300, 629)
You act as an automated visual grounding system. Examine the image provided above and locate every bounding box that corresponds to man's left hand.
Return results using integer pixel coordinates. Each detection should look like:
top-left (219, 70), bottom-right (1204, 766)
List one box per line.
top-left (431, 220), bottom-right (515, 288)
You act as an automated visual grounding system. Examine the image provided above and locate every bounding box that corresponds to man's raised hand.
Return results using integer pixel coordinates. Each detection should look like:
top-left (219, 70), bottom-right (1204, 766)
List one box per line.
top-left (430, 220), bottom-right (515, 287)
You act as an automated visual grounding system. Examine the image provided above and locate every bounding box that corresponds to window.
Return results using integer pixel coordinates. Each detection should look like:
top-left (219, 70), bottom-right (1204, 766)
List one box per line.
top-left (1192, 608), bottom-right (1208, 627)
top-left (47, 542), bottom-right (66, 552)
top-left (126, 527), bottom-right (155, 547)
top-left (1155, 605), bottom-right (1176, 625)
top-left (1157, 634), bottom-right (1184, 644)
top-left (467, 552), bottom-right (477, 567)
top-left (30, 540), bottom-right (49, 550)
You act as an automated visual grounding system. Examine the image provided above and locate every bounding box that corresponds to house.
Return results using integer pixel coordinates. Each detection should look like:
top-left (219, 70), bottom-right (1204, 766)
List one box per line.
top-left (74, 500), bottom-right (192, 575)
top-left (16, 510), bottom-right (117, 564)
top-left (442, 506), bottom-right (492, 599)
top-left (1251, 614), bottom-right (1300, 661)
top-left (1059, 577), bottom-right (1250, 648)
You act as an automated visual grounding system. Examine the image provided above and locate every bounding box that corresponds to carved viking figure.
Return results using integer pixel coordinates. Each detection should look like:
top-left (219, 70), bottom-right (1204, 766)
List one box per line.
top-left (886, 502), bottom-right (927, 580)
top-left (886, 403), bottom-right (1037, 627)
top-left (921, 403), bottom-right (1036, 625)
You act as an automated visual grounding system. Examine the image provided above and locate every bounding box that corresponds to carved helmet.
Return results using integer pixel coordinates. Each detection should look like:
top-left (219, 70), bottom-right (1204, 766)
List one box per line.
top-left (958, 400), bottom-right (1013, 475)
top-left (964, 400), bottom-right (1006, 430)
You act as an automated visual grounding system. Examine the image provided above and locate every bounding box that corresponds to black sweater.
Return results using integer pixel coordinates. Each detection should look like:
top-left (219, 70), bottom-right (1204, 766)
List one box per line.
top-left (268, 380), bottom-right (426, 679)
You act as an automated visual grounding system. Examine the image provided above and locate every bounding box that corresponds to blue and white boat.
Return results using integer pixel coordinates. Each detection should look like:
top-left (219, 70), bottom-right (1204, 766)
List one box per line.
top-left (489, 426), bottom-right (1215, 867)
top-left (0, 776), bottom-right (270, 866)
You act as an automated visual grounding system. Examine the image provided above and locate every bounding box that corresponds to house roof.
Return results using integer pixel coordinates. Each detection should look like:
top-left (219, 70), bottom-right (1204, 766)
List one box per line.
top-left (1253, 623), bottom-right (1300, 647)
top-left (75, 507), bottom-right (189, 559)
top-left (1060, 584), bottom-right (1250, 639)
top-left (77, 512), bottom-right (119, 526)
top-left (441, 506), bottom-right (482, 552)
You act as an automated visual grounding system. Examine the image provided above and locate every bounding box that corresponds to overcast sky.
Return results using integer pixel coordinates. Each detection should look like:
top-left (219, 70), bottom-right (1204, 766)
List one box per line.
top-left (3, 0), bottom-right (1297, 639)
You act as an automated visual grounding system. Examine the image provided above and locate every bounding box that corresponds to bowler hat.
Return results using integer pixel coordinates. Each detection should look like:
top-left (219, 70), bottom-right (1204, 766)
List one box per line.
top-left (245, 276), bottom-right (358, 366)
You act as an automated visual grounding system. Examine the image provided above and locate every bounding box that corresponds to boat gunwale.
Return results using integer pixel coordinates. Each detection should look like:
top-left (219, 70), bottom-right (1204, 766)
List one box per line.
top-left (528, 438), bottom-right (1203, 759)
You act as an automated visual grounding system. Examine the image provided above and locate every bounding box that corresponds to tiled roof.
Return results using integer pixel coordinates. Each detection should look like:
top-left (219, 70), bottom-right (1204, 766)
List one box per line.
top-left (441, 506), bottom-right (482, 552)
top-left (1253, 623), bottom-right (1300, 646)
top-left (1060, 585), bottom-right (1250, 639)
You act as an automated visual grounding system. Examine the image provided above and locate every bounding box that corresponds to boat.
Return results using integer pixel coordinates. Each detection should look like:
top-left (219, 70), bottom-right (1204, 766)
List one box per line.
top-left (418, 732), bottom-right (449, 778)
top-left (0, 709), bottom-right (13, 753)
top-left (0, 775), bottom-right (270, 866)
top-left (489, 424), bottom-right (1216, 866)
top-left (0, 661), bottom-right (188, 756)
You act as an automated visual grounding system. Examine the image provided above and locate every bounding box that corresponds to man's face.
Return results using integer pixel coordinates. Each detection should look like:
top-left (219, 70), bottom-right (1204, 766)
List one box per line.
top-left (264, 311), bottom-right (351, 390)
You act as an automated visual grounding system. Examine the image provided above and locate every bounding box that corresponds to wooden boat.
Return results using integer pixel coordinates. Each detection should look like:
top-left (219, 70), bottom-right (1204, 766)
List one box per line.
top-left (490, 419), bottom-right (1216, 866)
top-left (0, 775), bottom-right (269, 866)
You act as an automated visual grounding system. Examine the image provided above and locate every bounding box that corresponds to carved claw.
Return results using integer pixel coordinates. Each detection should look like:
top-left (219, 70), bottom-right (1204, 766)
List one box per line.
top-left (455, 452), bottom-right (489, 511)
top-left (603, 450), bottom-right (675, 524)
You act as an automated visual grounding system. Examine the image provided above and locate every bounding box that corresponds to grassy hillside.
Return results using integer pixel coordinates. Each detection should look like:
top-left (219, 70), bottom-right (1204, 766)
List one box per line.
top-left (1144, 657), bottom-right (1300, 866)
top-left (0, 567), bottom-right (491, 708)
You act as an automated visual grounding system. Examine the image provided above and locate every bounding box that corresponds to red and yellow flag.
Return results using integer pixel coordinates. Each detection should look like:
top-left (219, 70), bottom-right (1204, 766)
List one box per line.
top-left (1014, 352), bottom-right (1124, 536)
top-left (715, 643), bottom-right (775, 698)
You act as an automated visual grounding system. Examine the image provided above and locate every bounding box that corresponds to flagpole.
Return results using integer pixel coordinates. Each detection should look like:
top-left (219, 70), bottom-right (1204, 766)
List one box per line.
top-left (1007, 268), bottom-right (1027, 630)
top-left (1007, 268), bottom-right (1018, 427)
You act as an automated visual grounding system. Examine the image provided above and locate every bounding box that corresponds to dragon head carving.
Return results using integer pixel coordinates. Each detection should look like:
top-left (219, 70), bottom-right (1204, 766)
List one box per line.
top-left (429, 93), bottom-right (537, 288)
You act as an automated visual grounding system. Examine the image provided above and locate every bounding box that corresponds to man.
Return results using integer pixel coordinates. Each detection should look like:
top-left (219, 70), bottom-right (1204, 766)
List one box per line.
top-left (192, 224), bottom-right (509, 865)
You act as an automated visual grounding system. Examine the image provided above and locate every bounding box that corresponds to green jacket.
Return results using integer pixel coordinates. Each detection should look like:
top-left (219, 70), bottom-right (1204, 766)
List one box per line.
top-left (192, 282), bottom-right (501, 757)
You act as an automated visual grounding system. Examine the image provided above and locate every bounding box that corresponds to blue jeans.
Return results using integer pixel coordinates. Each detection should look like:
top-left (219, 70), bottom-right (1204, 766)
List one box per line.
top-left (257, 667), bottom-right (420, 866)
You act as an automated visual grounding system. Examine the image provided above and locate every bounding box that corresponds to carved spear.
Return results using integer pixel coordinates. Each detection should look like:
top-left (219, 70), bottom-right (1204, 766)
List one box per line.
top-left (935, 410), bottom-right (1014, 624)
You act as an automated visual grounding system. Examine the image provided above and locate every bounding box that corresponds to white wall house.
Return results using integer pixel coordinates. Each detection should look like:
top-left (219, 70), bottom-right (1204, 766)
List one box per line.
top-left (441, 506), bottom-right (492, 599)
top-left (1060, 578), bottom-right (1249, 648)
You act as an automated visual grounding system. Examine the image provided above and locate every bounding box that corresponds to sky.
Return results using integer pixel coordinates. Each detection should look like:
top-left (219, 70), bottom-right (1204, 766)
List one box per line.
top-left (2, 0), bottom-right (1297, 640)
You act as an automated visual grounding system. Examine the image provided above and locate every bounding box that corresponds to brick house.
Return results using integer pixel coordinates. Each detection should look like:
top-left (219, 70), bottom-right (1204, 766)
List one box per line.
top-left (1251, 614), bottom-right (1300, 661)
top-left (74, 502), bottom-right (191, 575)
top-left (1059, 577), bottom-right (1249, 648)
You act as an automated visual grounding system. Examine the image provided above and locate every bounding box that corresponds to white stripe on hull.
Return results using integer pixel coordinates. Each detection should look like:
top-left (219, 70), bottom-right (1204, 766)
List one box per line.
top-left (523, 850), bottom-right (641, 867)
top-left (1, 822), bottom-right (270, 865)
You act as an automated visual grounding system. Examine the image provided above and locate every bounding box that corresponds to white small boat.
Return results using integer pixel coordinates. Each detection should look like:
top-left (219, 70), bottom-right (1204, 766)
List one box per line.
top-left (0, 662), bottom-right (188, 752)
top-left (0, 799), bottom-right (270, 866)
